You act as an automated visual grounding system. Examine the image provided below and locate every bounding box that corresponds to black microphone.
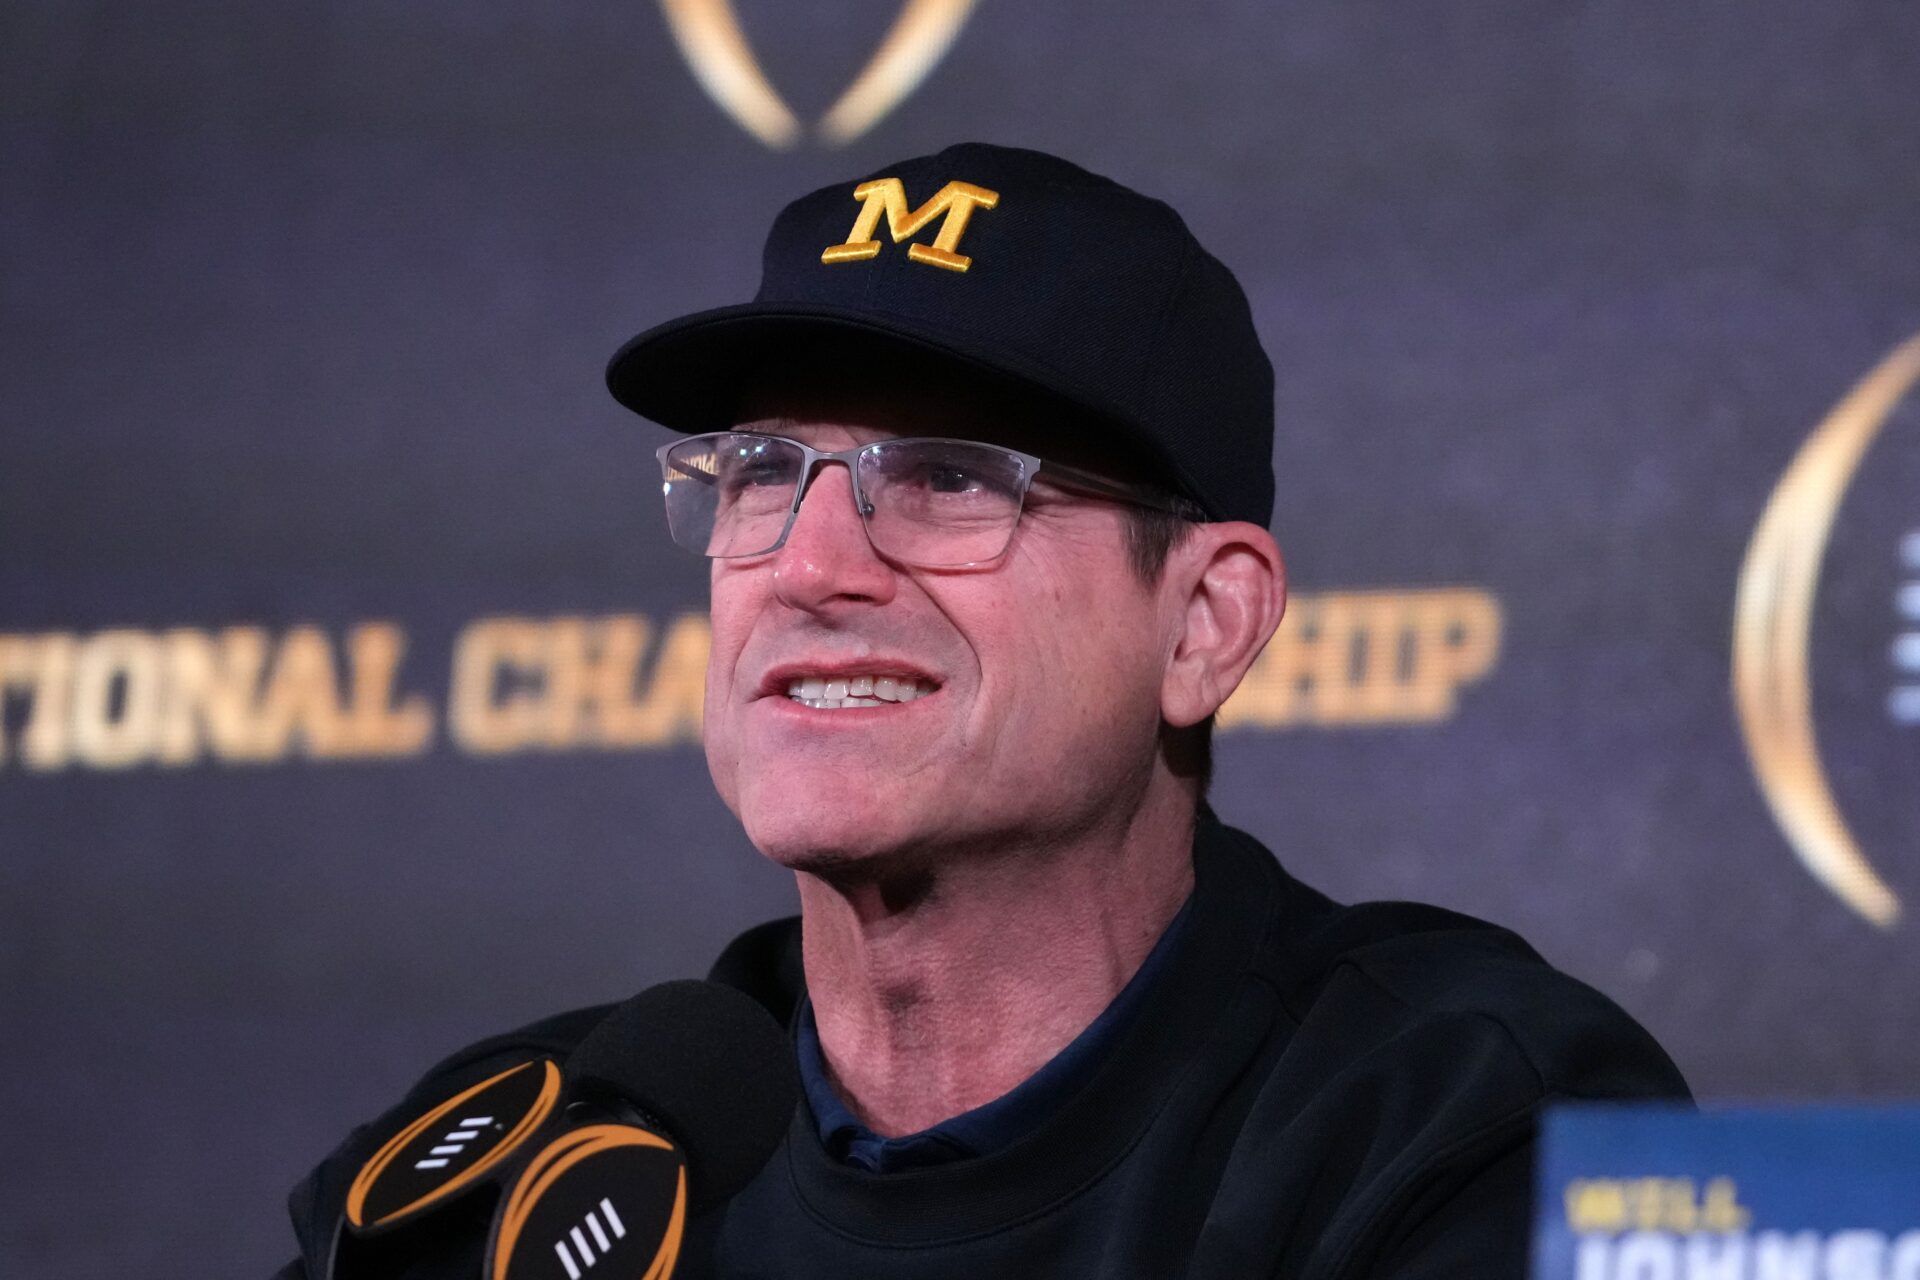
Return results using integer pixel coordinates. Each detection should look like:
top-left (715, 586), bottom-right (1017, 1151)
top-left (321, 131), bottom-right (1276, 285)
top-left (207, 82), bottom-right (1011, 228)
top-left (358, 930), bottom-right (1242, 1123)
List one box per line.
top-left (486, 980), bottom-right (799, 1280)
top-left (326, 980), bottom-right (797, 1280)
top-left (326, 1051), bottom-right (565, 1279)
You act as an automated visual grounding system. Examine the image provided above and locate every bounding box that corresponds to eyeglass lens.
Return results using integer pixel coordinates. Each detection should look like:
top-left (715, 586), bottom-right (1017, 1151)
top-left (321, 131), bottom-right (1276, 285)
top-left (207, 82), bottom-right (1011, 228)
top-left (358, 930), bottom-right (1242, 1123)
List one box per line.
top-left (660, 434), bottom-right (1033, 566)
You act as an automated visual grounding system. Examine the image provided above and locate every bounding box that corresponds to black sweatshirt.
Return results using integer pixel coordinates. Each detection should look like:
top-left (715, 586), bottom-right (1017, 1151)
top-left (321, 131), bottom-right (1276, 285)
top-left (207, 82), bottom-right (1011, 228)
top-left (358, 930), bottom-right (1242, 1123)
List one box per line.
top-left (283, 815), bottom-right (1688, 1279)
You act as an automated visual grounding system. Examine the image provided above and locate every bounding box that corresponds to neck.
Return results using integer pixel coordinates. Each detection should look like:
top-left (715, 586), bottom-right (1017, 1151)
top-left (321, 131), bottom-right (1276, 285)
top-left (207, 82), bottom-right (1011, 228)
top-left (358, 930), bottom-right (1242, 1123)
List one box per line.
top-left (797, 769), bottom-right (1198, 1137)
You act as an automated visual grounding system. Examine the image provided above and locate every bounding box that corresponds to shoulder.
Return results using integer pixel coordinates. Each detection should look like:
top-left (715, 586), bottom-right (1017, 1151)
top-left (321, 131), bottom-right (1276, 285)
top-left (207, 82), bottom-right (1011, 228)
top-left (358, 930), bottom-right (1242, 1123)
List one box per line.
top-left (1230, 825), bottom-right (1688, 1104)
top-left (1208, 829), bottom-right (1685, 1276)
top-left (1296, 899), bottom-right (1685, 1101)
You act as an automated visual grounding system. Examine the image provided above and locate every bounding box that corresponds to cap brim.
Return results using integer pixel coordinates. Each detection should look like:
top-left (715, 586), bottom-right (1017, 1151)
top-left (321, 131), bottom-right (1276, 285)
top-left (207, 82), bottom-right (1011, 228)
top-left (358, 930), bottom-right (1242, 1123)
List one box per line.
top-left (609, 302), bottom-right (1142, 428)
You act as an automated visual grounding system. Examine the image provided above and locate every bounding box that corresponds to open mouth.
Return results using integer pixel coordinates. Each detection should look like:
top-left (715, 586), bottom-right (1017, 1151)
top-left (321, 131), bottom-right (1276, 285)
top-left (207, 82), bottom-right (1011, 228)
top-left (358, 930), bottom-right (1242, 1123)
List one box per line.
top-left (784, 675), bottom-right (934, 710)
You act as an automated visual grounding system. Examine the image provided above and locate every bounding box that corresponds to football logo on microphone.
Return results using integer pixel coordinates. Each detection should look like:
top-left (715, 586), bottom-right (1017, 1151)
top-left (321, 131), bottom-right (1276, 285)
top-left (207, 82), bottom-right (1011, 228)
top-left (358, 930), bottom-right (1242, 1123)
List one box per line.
top-left (346, 1059), bottom-right (563, 1233)
top-left (489, 1124), bottom-right (689, 1280)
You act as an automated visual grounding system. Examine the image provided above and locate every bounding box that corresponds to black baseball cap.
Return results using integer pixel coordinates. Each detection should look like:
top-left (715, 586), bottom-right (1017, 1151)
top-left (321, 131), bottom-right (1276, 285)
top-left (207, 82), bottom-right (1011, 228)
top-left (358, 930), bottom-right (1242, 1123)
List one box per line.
top-left (606, 142), bottom-right (1274, 527)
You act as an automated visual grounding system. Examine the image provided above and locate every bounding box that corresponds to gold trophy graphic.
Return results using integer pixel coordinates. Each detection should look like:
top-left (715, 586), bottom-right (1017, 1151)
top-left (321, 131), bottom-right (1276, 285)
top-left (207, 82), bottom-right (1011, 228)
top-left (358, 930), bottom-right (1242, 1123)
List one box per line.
top-left (1734, 331), bottom-right (1920, 928)
top-left (659, 0), bottom-right (979, 147)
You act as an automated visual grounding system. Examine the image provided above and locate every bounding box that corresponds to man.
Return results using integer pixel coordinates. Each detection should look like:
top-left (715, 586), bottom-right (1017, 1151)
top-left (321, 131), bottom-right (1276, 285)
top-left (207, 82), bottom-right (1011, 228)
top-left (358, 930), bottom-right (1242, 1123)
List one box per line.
top-left (284, 142), bottom-right (1686, 1278)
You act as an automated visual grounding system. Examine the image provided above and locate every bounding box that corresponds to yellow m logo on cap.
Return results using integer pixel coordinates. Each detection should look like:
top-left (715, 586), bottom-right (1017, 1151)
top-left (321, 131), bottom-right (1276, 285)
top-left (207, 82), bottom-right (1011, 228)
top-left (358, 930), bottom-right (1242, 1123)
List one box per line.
top-left (821, 178), bottom-right (1000, 273)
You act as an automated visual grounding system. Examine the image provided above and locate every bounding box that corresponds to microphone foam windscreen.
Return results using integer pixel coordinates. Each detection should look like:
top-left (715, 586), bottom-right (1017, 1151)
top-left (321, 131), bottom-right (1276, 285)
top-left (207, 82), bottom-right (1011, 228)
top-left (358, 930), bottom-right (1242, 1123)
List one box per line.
top-left (564, 979), bottom-right (800, 1209)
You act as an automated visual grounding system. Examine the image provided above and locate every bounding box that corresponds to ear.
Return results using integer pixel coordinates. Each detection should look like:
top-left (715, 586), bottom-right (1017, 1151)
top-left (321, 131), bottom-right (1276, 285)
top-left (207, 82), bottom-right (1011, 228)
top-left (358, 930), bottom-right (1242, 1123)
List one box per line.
top-left (1160, 523), bottom-right (1286, 728)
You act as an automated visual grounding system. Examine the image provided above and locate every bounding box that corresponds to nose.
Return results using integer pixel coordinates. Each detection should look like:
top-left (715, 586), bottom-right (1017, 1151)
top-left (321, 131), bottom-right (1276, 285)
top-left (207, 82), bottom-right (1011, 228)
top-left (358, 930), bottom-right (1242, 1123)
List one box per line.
top-left (769, 461), bottom-right (897, 612)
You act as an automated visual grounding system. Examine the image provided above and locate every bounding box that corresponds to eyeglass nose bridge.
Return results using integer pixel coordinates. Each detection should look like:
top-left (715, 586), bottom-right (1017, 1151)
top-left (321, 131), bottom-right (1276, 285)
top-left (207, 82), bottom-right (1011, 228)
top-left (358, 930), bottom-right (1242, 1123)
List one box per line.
top-left (790, 444), bottom-right (879, 523)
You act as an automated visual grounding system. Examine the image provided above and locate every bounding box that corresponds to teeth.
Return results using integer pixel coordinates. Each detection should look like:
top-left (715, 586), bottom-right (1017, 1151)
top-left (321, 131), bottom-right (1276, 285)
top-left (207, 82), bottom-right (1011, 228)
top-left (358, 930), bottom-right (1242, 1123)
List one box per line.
top-left (785, 675), bottom-right (930, 707)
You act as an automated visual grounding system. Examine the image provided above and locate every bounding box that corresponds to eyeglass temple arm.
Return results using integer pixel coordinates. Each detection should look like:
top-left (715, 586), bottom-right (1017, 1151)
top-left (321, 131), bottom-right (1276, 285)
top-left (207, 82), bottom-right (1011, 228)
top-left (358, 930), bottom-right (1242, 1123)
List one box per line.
top-left (1035, 459), bottom-right (1197, 517)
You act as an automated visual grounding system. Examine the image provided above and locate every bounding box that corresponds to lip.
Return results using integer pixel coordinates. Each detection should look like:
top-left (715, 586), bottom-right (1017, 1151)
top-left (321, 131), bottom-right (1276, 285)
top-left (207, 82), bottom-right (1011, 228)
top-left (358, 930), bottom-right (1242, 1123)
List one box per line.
top-left (755, 658), bottom-right (943, 701)
top-left (760, 693), bottom-right (939, 727)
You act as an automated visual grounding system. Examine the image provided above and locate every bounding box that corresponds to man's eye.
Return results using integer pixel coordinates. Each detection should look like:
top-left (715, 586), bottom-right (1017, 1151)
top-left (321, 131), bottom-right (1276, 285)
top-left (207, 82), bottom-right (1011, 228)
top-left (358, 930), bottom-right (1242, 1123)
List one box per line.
top-left (927, 465), bottom-right (984, 494)
top-left (722, 460), bottom-right (792, 490)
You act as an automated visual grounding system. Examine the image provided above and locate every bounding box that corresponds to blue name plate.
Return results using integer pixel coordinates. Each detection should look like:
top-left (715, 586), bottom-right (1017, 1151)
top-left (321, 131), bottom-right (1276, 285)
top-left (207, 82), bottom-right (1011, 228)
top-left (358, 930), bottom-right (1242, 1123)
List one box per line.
top-left (1533, 1104), bottom-right (1920, 1279)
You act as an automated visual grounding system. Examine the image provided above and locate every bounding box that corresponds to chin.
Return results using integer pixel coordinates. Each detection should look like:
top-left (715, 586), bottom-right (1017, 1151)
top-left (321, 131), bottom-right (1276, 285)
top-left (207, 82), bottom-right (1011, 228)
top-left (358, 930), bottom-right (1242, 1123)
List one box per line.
top-left (741, 802), bottom-right (898, 871)
top-left (736, 781), bottom-right (929, 878)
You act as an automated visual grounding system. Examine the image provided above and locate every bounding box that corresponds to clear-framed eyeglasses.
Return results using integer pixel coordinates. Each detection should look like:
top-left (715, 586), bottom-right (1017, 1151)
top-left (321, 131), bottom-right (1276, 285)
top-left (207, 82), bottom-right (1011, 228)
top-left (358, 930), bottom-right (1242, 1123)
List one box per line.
top-left (656, 432), bottom-right (1188, 568)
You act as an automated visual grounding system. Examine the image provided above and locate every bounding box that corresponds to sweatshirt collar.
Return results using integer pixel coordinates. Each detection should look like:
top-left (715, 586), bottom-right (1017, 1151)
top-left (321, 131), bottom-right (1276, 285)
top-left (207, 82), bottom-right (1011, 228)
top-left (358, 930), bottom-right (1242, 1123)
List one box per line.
top-left (781, 811), bottom-right (1283, 1243)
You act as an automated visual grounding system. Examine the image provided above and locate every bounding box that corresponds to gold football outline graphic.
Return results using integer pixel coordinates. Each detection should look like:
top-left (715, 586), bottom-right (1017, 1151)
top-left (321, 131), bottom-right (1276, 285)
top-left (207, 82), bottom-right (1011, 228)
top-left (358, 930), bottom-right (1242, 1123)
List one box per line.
top-left (658, 0), bottom-right (979, 148)
top-left (1733, 330), bottom-right (1920, 929)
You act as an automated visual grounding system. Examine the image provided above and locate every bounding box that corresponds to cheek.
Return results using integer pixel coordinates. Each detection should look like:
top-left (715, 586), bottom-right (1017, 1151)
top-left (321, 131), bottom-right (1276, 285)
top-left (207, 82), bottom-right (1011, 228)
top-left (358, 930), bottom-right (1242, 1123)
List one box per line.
top-left (974, 565), bottom-right (1163, 752)
top-left (701, 662), bottom-right (735, 791)
top-left (701, 572), bottom-right (756, 795)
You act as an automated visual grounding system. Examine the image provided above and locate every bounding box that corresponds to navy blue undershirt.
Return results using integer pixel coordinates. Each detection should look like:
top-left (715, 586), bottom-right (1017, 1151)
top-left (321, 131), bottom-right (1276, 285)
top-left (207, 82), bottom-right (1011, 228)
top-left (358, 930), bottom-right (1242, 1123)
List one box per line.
top-left (794, 895), bottom-right (1195, 1173)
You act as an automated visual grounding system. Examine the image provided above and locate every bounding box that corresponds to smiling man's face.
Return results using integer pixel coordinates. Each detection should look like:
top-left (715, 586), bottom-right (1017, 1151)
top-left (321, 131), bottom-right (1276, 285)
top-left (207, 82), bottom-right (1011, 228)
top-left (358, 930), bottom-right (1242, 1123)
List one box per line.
top-left (700, 367), bottom-right (1178, 880)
